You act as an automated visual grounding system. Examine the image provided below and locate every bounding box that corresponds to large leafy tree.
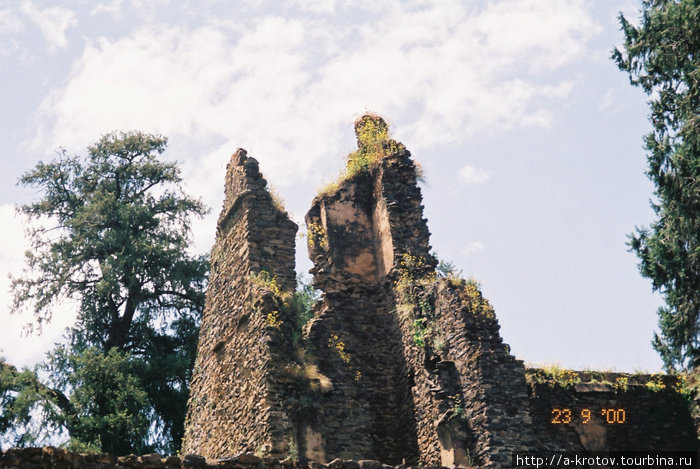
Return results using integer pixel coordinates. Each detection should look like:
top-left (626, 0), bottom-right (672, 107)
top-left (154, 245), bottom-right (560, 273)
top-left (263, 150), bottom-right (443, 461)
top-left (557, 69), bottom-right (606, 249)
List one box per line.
top-left (613, 0), bottom-right (700, 371)
top-left (4, 131), bottom-right (208, 452)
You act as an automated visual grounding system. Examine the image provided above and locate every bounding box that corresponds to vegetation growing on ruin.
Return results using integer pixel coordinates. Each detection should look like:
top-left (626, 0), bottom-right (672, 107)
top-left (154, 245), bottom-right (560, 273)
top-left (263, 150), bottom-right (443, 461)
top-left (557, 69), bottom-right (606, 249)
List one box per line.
top-left (613, 377), bottom-right (629, 392)
top-left (250, 270), bottom-right (332, 395)
top-left (316, 181), bottom-right (339, 198)
top-left (526, 364), bottom-right (581, 389)
top-left (450, 394), bottom-right (465, 419)
top-left (265, 185), bottom-right (288, 215)
top-left (250, 270), bottom-right (286, 299)
top-left (249, 271), bottom-right (318, 338)
top-left (265, 310), bottom-right (283, 329)
top-left (314, 114), bottom-right (424, 199)
top-left (395, 253), bottom-right (441, 351)
top-left (645, 373), bottom-right (666, 392)
top-left (306, 221), bottom-right (328, 250)
top-left (396, 253), bottom-right (493, 353)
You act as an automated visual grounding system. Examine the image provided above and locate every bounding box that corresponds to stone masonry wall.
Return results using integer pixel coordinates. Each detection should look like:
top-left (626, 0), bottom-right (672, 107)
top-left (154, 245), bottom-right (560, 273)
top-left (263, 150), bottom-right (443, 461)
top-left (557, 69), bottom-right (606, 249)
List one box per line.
top-left (526, 370), bottom-right (697, 451)
top-left (304, 160), bottom-right (420, 464)
top-left (420, 281), bottom-right (536, 467)
top-left (182, 149), bottom-right (298, 458)
top-left (302, 116), bottom-right (534, 468)
top-left (181, 118), bottom-right (698, 468)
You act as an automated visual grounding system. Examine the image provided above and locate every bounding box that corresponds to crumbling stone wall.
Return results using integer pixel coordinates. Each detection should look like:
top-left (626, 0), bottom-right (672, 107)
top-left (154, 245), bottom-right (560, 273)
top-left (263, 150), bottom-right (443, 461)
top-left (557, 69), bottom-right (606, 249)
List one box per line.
top-left (526, 370), bottom-right (697, 451)
top-left (392, 279), bottom-right (538, 467)
top-left (182, 149), bottom-right (298, 458)
top-left (303, 142), bottom-right (425, 463)
top-left (182, 117), bottom-right (697, 468)
top-left (302, 116), bottom-right (534, 468)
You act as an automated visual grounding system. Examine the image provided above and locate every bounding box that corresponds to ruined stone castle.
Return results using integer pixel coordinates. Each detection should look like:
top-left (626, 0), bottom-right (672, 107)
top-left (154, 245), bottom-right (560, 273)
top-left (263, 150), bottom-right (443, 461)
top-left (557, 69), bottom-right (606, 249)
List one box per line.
top-left (181, 116), bottom-right (696, 467)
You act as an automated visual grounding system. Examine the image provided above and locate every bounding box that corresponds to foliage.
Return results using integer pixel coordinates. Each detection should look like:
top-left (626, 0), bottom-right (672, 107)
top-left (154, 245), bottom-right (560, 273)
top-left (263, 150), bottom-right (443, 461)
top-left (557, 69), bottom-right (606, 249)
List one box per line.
top-left (613, 376), bottom-right (629, 393)
top-left (328, 334), bottom-right (351, 364)
top-left (265, 185), bottom-right (287, 215)
top-left (395, 253), bottom-right (437, 298)
top-left (450, 394), bottom-right (465, 419)
top-left (0, 360), bottom-right (58, 447)
top-left (6, 131), bottom-right (208, 453)
top-left (249, 270), bottom-right (285, 299)
top-left (645, 373), bottom-right (667, 391)
top-left (287, 441), bottom-right (298, 459)
top-left (314, 114), bottom-right (424, 197)
top-left (316, 181), bottom-right (339, 198)
top-left (251, 272), bottom-right (318, 341)
top-left (52, 347), bottom-right (150, 454)
top-left (288, 275), bottom-right (319, 340)
top-left (265, 310), bottom-right (283, 328)
top-left (306, 221), bottom-right (328, 250)
top-left (436, 259), bottom-right (462, 279)
top-left (412, 319), bottom-right (427, 348)
top-left (447, 277), bottom-right (494, 319)
top-left (395, 253), bottom-right (442, 352)
top-left (613, 0), bottom-right (700, 371)
top-left (527, 364), bottom-right (581, 388)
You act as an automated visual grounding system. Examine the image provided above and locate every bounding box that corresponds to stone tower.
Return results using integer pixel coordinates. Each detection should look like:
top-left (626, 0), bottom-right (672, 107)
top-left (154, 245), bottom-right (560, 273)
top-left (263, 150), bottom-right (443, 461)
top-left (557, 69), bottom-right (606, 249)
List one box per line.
top-left (302, 115), bottom-right (536, 467)
top-left (182, 149), bottom-right (298, 458)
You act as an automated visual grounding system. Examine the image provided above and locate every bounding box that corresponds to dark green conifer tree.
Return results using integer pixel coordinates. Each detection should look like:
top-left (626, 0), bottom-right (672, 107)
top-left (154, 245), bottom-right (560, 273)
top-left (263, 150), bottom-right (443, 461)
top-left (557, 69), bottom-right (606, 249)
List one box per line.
top-left (3, 131), bottom-right (208, 452)
top-left (613, 0), bottom-right (700, 370)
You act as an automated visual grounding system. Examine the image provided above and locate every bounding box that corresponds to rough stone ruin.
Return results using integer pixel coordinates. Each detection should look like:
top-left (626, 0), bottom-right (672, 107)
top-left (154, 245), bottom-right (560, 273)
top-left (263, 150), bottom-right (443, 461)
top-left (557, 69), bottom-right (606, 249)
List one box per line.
top-left (181, 116), bottom-right (697, 468)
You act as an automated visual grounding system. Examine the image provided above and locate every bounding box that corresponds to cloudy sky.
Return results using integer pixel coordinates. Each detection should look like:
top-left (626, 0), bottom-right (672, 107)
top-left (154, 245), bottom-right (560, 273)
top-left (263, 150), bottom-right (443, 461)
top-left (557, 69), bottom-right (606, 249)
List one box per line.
top-left (0, 0), bottom-right (663, 372)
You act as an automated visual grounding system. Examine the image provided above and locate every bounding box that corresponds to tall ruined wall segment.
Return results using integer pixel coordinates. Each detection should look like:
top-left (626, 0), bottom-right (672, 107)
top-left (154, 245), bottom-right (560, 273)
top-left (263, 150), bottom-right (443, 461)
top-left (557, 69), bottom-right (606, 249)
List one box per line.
top-left (182, 149), bottom-right (298, 458)
top-left (302, 120), bottom-right (431, 464)
top-left (302, 116), bottom-right (535, 468)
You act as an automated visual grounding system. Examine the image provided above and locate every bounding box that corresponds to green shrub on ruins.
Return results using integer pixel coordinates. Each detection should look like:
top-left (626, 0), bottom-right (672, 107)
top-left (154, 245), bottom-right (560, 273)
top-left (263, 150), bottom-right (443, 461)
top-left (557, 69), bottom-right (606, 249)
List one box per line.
top-left (645, 373), bottom-right (666, 392)
top-left (450, 394), bottom-right (465, 419)
top-left (412, 319), bottom-right (428, 348)
top-left (315, 115), bottom-right (423, 199)
top-left (526, 364), bottom-right (581, 389)
top-left (250, 270), bottom-right (285, 299)
top-left (250, 272), bottom-right (319, 339)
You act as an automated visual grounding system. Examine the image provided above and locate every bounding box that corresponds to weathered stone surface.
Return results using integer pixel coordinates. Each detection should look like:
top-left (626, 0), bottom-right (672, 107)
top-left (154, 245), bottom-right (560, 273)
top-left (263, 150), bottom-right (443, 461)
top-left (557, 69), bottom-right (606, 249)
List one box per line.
top-left (183, 453), bottom-right (206, 467)
top-left (178, 116), bottom-right (697, 469)
top-left (358, 460), bottom-right (382, 469)
top-left (236, 452), bottom-right (263, 464)
top-left (142, 452), bottom-right (164, 466)
top-left (527, 370), bottom-right (697, 451)
top-left (182, 148), bottom-right (298, 459)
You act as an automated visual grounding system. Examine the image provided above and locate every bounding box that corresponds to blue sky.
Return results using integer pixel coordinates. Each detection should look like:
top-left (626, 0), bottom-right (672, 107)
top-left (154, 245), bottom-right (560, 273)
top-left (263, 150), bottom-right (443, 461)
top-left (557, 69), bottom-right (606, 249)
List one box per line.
top-left (0, 0), bottom-right (663, 372)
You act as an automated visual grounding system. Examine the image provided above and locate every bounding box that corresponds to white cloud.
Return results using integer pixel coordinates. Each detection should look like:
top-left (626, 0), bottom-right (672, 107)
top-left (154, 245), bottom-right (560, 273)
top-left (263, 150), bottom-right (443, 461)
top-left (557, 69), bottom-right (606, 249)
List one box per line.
top-left (0, 205), bottom-right (77, 368)
top-left (287, 0), bottom-right (339, 14)
top-left (0, 8), bottom-right (23, 34)
top-left (458, 165), bottom-right (490, 185)
top-left (473, 0), bottom-right (600, 71)
top-left (31, 0), bottom-right (599, 209)
top-left (19, 0), bottom-right (77, 51)
top-left (90, 0), bottom-right (126, 18)
top-left (463, 241), bottom-right (485, 256)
